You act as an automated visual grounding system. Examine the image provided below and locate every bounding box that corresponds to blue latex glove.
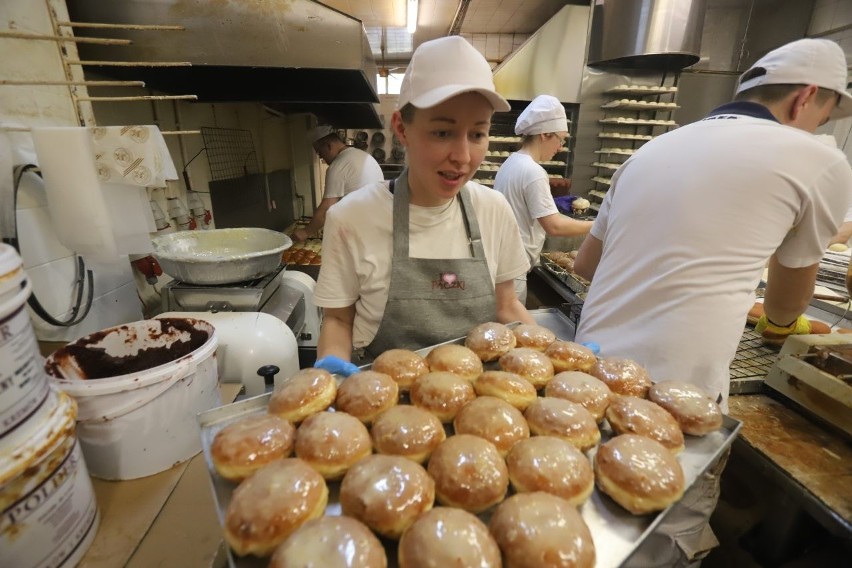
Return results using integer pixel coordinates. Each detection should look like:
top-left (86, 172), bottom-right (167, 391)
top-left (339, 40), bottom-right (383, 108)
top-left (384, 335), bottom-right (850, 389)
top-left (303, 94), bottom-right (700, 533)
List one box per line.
top-left (314, 355), bottom-right (359, 377)
top-left (580, 341), bottom-right (601, 356)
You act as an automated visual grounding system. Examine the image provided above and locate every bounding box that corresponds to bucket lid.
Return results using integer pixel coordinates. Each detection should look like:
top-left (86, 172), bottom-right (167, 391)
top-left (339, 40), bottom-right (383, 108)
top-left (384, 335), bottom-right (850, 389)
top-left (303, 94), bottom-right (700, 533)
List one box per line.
top-left (0, 243), bottom-right (23, 277)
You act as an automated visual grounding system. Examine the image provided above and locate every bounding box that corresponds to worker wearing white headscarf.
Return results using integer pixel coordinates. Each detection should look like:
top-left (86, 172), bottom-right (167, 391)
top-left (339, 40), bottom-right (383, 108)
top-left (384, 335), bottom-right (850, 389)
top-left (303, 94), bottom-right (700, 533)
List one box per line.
top-left (494, 94), bottom-right (593, 303)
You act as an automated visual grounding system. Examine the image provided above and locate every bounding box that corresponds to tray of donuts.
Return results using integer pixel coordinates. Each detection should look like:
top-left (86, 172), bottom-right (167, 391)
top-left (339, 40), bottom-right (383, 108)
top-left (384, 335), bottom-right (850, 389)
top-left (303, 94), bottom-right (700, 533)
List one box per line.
top-left (541, 251), bottom-right (590, 294)
top-left (281, 240), bottom-right (322, 266)
top-left (198, 321), bottom-right (741, 568)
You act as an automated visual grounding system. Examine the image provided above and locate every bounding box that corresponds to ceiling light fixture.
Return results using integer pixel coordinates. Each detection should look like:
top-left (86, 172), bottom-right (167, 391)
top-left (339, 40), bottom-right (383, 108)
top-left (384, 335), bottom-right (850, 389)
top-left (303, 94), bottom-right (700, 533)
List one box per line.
top-left (406, 0), bottom-right (419, 34)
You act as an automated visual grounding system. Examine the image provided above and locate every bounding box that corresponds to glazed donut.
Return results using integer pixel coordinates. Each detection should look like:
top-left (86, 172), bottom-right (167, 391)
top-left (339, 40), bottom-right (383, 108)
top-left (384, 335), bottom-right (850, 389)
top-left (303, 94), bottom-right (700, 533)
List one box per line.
top-left (544, 371), bottom-right (613, 422)
top-left (473, 370), bottom-right (537, 410)
top-left (425, 344), bottom-right (483, 382)
top-left (224, 458), bottom-right (328, 557)
top-left (427, 434), bottom-right (508, 513)
top-left (370, 404), bottom-right (446, 464)
top-left (648, 380), bottom-right (723, 436)
top-left (489, 492), bottom-right (596, 568)
top-left (409, 371), bottom-right (476, 423)
top-left (524, 397), bottom-right (600, 452)
top-left (371, 349), bottom-right (429, 392)
top-left (211, 413), bottom-right (295, 482)
top-left (398, 507), bottom-right (501, 568)
top-left (294, 411), bottom-right (372, 480)
top-left (506, 436), bottom-right (594, 507)
top-left (512, 323), bottom-right (557, 351)
top-left (498, 347), bottom-right (555, 389)
top-left (589, 357), bottom-right (652, 398)
top-left (595, 434), bottom-right (685, 515)
top-left (340, 454), bottom-right (435, 540)
top-left (269, 516), bottom-right (386, 568)
top-left (452, 395), bottom-right (530, 456)
top-left (605, 396), bottom-right (685, 454)
top-left (335, 370), bottom-right (399, 424)
top-left (268, 368), bottom-right (337, 423)
top-left (544, 341), bottom-right (597, 373)
top-left (464, 321), bottom-right (517, 362)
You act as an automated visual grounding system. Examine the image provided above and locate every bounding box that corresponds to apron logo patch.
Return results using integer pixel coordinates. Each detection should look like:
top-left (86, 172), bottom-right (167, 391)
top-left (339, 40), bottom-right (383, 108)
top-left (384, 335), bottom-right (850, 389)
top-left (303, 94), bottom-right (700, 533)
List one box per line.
top-left (433, 272), bottom-right (465, 290)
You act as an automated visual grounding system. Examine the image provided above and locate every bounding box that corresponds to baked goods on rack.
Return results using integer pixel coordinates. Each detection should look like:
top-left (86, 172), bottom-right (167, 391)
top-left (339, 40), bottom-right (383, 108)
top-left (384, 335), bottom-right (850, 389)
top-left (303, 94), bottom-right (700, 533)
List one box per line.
top-left (489, 492), bottom-right (596, 568)
top-left (512, 323), bottom-right (557, 351)
top-left (506, 436), bottom-right (595, 506)
top-left (425, 344), bottom-right (483, 382)
top-left (211, 414), bottom-right (295, 481)
top-left (370, 405), bottom-right (446, 463)
top-left (595, 434), bottom-right (685, 515)
top-left (605, 396), bottom-right (685, 454)
top-left (340, 455), bottom-right (435, 540)
top-left (409, 371), bottom-right (476, 422)
top-left (397, 507), bottom-right (501, 568)
top-left (294, 411), bottom-right (372, 480)
top-left (427, 434), bottom-right (509, 513)
top-left (544, 371), bottom-right (613, 422)
top-left (452, 395), bottom-right (530, 456)
top-left (334, 370), bottom-right (399, 424)
top-left (465, 321), bottom-right (517, 362)
top-left (524, 397), bottom-right (600, 452)
top-left (224, 458), bottom-right (328, 557)
top-left (499, 347), bottom-right (555, 389)
top-left (371, 348), bottom-right (429, 392)
top-left (545, 340), bottom-right (597, 373)
top-left (268, 368), bottom-right (337, 423)
top-left (648, 381), bottom-right (724, 436)
top-left (473, 370), bottom-right (537, 410)
top-left (589, 357), bottom-right (653, 397)
top-left (269, 516), bottom-right (386, 568)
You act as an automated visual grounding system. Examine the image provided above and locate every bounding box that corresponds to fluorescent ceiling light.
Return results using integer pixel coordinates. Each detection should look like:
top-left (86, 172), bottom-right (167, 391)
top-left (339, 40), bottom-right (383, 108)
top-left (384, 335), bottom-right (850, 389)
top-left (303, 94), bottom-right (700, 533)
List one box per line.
top-left (407, 0), bottom-right (419, 34)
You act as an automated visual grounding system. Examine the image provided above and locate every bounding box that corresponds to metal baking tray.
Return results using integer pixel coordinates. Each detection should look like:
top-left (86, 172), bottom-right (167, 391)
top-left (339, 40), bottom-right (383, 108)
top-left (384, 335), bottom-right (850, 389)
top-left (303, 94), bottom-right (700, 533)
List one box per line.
top-left (540, 256), bottom-right (590, 295)
top-left (198, 322), bottom-right (741, 568)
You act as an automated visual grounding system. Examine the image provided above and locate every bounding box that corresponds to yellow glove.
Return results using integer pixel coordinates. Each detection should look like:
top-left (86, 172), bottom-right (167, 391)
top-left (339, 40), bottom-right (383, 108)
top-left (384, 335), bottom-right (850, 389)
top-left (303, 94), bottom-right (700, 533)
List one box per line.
top-left (755, 314), bottom-right (811, 343)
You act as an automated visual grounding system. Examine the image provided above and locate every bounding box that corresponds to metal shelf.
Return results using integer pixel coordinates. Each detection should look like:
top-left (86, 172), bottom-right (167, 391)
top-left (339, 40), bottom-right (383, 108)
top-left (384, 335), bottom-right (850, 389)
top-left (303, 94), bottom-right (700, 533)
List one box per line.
top-left (592, 162), bottom-right (620, 171)
top-left (602, 100), bottom-right (679, 110)
top-left (605, 86), bottom-right (678, 96)
top-left (599, 118), bottom-right (678, 126)
top-left (591, 176), bottom-right (612, 185)
top-left (597, 133), bottom-right (654, 141)
top-left (589, 189), bottom-right (608, 200)
top-left (594, 148), bottom-right (635, 156)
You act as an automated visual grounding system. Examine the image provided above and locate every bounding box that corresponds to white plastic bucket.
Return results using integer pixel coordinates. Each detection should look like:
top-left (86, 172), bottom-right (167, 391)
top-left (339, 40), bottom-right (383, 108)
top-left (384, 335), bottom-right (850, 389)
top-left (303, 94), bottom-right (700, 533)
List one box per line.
top-left (0, 243), bottom-right (52, 440)
top-left (0, 389), bottom-right (100, 568)
top-left (44, 318), bottom-right (221, 480)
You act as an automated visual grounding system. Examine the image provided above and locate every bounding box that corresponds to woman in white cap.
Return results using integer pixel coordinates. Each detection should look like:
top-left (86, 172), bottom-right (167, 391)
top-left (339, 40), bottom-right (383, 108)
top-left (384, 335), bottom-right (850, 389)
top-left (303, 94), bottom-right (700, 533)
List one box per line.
top-left (312, 36), bottom-right (534, 370)
top-left (494, 94), bottom-right (593, 303)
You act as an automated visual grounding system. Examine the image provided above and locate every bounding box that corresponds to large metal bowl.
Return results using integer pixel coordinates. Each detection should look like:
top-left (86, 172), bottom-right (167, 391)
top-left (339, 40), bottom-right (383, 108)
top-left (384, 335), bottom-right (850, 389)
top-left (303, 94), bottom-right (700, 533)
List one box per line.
top-left (152, 228), bottom-right (292, 285)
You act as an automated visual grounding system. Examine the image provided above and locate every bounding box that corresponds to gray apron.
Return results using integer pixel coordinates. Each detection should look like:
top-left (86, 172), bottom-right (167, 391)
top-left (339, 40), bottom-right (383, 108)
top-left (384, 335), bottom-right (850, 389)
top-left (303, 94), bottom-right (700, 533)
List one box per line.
top-left (363, 170), bottom-right (497, 360)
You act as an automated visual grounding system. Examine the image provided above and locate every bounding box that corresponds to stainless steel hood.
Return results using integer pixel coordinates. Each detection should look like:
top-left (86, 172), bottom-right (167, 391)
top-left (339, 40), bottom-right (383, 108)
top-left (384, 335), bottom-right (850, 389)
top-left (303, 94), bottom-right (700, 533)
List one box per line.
top-left (588, 0), bottom-right (707, 70)
top-left (65, 0), bottom-right (382, 128)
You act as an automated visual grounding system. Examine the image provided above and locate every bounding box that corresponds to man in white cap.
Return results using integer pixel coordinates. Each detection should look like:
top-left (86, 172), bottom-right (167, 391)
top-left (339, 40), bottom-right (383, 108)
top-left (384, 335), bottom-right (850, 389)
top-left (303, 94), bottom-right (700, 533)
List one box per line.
top-left (574, 38), bottom-right (852, 567)
top-left (494, 94), bottom-right (593, 303)
top-left (312, 35), bottom-right (533, 374)
top-left (292, 125), bottom-right (383, 242)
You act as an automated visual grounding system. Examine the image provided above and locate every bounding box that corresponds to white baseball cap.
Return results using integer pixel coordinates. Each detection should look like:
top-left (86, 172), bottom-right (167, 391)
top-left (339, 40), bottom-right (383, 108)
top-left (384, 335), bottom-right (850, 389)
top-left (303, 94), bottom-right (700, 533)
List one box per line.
top-left (398, 36), bottom-right (510, 112)
top-left (515, 95), bottom-right (568, 135)
top-left (308, 124), bottom-right (337, 144)
top-left (735, 38), bottom-right (852, 119)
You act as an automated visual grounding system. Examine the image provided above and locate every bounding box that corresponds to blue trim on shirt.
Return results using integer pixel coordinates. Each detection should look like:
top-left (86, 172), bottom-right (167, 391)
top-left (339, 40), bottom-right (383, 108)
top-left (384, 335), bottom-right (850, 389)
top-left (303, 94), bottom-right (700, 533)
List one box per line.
top-left (703, 101), bottom-right (779, 123)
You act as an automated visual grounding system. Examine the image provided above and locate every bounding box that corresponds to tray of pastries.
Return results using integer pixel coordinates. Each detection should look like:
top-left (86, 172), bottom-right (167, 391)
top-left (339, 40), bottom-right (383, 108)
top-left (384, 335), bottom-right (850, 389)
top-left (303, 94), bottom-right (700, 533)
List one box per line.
top-left (281, 239), bottom-right (322, 266)
top-left (198, 321), bottom-right (740, 568)
top-left (541, 251), bottom-right (591, 294)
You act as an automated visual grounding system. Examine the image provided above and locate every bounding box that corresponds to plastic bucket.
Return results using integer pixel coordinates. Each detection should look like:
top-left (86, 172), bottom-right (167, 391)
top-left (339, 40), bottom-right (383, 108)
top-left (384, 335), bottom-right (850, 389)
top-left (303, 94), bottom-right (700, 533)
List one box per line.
top-left (44, 318), bottom-right (220, 480)
top-left (0, 389), bottom-right (100, 568)
top-left (0, 243), bottom-right (52, 441)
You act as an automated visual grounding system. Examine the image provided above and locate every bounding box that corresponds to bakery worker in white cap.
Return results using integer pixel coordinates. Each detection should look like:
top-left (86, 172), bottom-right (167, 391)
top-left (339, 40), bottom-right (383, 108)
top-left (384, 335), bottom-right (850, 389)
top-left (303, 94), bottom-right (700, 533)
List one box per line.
top-left (494, 94), bottom-right (593, 303)
top-left (311, 35), bottom-right (534, 372)
top-left (573, 38), bottom-right (852, 567)
top-left (292, 124), bottom-right (384, 242)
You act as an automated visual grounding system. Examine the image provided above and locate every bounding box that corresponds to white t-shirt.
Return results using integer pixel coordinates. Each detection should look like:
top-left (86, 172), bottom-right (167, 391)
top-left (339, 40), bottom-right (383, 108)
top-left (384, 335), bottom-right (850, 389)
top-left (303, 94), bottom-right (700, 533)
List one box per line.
top-left (315, 181), bottom-right (530, 348)
top-left (323, 147), bottom-right (384, 199)
top-left (575, 106), bottom-right (852, 410)
top-left (494, 152), bottom-right (559, 267)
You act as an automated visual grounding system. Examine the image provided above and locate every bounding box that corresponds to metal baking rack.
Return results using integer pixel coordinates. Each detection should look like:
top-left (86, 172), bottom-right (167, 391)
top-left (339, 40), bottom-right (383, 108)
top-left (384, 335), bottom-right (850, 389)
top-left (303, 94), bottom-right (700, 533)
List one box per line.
top-left (730, 329), bottom-right (780, 394)
top-left (539, 257), bottom-right (590, 295)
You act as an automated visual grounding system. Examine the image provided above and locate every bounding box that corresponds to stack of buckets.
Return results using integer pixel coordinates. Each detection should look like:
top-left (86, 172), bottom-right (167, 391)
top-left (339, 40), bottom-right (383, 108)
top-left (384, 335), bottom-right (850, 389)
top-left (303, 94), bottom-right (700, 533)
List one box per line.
top-left (0, 244), bottom-right (99, 567)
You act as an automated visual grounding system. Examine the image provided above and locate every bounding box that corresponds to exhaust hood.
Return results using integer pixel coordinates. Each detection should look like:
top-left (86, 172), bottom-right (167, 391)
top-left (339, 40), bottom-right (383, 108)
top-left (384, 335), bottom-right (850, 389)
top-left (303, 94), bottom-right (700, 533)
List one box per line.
top-left (65, 0), bottom-right (382, 128)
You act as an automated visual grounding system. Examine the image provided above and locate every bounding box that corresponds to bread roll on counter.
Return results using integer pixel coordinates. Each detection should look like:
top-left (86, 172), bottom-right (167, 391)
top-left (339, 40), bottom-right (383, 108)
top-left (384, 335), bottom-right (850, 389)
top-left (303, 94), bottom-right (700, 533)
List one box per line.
top-left (473, 370), bottom-right (537, 410)
top-left (294, 411), bottom-right (372, 480)
top-left (544, 341), bottom-right (597, 373)
top-left (544, 371), bottom-right (613, 422)
top-left (499, 348), bottom-right (555, 389)
top-left (372, 348), bottom-right (429, 392)
top-left (340, 454), bottom-right (435, 540)
top-left (335, 370), bottom-right (399, 424)
top-left (370, 405), bottom-right (446, 464)
top-left (648, 380), bottom-right (723, 436)
top-left (269, 516), bottom-right (387, 568)
top-left (427, 434), bottom-right (508, 513)
top-left (452, 395), bottom-right (530, 456)
top-left (224, 458), bottom-right (328, 557)
top-left (605, 396), bottom-right (685, 454)
top-left (524, 397), bottom-right (600, 452)
top-left (465, 321), bottom-right (517, 362)
top-left (268, 368), bottom-right (337, 423)
top-left (409, 371), bottom-right (476, 423)
top-left (588, 358), bottom-right (652, 398)
top-left (512, 324), bottom-right (556, 351)
top-left (506, 436), bottom-right (594, 507)
top-left (398, 507), bottom-right (502, 568)
top-left (425, 344), bottom-right (483, 381)
top-left (211, 413), bottom-right (295, 482)
top-left (489, 492), bottom-right (596, 568)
